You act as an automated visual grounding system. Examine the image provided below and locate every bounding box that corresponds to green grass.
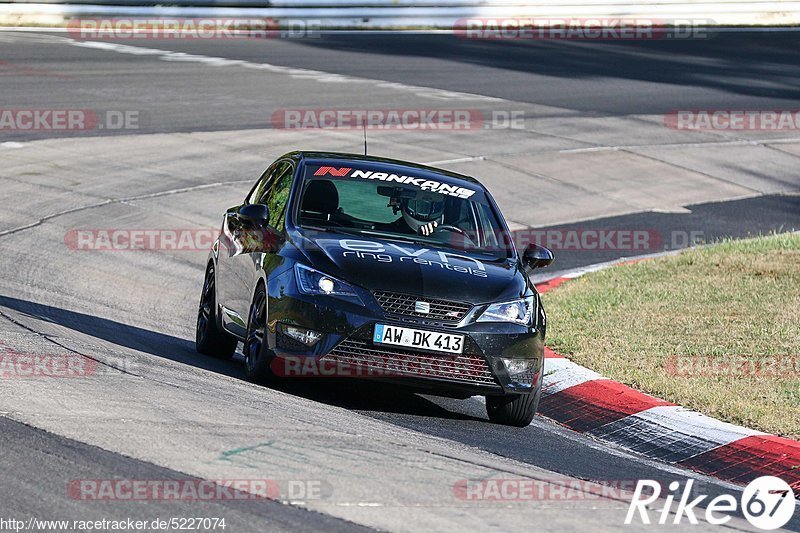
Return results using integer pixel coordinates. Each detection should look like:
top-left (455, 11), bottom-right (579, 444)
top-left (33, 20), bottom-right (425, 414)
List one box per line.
top-left (543, 233), bottom-right (800, 439)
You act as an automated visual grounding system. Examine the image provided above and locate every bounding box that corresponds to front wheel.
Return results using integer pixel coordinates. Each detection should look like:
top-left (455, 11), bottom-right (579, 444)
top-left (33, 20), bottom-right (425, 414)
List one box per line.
top-left (244, 283), bottom-right (274, 383)
top-left (196, 263), bottom-right (237, 359)
top-left (486, 381), bottom-right (542, 427)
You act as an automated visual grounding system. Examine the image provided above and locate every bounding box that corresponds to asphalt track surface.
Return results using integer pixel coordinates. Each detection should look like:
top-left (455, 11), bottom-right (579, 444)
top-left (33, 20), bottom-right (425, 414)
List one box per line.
top-left (2, 31), bottom-right (800, 139)
top-left (0, 29), bottom-right (799, 532)
top-left (0, 416), bottom-right (372, 532)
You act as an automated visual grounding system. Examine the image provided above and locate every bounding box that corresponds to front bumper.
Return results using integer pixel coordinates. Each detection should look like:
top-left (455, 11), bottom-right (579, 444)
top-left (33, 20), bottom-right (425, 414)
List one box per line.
top-left (265, 270), bottom-right (545, 396)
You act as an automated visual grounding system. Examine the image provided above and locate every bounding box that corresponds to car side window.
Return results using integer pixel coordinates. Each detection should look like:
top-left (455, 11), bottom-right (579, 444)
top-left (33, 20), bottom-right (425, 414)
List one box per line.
top-left (247, 163), bottom-right (279, 205)
top-left (260, 162), bottom-right (294, 231)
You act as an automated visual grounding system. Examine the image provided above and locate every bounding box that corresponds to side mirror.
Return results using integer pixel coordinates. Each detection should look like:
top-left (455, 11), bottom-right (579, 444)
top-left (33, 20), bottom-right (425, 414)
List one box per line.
top-left (237, 203), bottom-right (270, 224)
top-left (234, 204), bottom-right (282, 253)
top-left (523, 244), bottom-right (554, 270)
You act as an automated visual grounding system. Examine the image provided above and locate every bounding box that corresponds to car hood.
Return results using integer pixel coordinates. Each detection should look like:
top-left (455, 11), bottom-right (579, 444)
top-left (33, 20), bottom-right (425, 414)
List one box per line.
top-left (292, 230), bottom-right (527, 304)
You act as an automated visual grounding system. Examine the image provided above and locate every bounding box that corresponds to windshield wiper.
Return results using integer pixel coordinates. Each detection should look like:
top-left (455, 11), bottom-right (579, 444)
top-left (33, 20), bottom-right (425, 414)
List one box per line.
top-left (300, 225), bottom-right (368, 237)
top-left (300, 224), bottom-right (334, 232)
top-left (356, 230), bottom-right (426, 244)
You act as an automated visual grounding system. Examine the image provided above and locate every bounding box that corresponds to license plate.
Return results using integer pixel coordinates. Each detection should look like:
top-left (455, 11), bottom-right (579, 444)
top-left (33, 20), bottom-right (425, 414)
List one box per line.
top-left (373, 324), bottom-right (464, 354)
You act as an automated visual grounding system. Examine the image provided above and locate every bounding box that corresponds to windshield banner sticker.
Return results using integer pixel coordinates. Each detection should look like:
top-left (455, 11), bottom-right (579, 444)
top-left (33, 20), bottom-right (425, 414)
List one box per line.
top-left (313, 167), bottom-right (477, 199)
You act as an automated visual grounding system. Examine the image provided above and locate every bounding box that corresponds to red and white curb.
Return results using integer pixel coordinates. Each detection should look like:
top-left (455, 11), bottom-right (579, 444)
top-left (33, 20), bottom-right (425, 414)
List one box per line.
top-left (534, 263), bottom-right (800, 494)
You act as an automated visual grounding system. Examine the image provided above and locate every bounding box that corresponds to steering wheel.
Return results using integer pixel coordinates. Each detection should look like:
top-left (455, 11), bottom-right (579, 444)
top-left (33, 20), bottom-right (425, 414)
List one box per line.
top-left (435, 224), bottom-right (476, 247)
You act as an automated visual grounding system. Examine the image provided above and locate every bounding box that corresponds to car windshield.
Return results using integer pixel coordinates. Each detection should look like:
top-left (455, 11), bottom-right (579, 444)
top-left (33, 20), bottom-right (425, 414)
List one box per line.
top-left (296, 163), bottom-right (511, 259)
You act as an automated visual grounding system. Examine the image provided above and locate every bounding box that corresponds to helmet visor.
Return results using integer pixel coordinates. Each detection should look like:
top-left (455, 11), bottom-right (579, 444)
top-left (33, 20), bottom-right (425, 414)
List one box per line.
top-left (403, 196), bottom-right (444, 222)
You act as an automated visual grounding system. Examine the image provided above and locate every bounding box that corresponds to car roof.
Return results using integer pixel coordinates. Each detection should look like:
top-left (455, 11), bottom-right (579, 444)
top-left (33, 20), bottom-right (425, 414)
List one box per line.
top-left (282, 151), bottom-right (484, 188)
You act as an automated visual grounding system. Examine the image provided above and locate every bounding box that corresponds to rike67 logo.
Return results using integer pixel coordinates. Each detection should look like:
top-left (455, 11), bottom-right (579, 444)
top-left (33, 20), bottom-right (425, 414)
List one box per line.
top-left (626, 477), bottom-right (796, 529)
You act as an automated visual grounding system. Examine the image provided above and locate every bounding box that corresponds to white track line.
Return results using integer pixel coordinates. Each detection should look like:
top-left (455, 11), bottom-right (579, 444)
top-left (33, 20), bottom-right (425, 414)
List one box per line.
top-left (67, 39), bottom-right (502, 102)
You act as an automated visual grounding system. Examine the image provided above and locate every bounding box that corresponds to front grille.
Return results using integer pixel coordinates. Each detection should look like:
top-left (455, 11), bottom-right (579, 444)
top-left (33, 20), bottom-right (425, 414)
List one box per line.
top-left (373, 291), bottom-right (472, 322)
top-left (324, 339), bottom-right (499, 388)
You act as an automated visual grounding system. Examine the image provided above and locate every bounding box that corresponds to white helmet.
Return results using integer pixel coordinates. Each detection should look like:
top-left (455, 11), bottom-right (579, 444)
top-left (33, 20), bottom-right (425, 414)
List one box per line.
top-left (401, 192), bottom-right (444, 232)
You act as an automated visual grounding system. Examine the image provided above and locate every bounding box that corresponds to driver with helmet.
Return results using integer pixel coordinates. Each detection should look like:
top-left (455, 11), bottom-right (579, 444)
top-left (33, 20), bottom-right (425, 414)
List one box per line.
top-left (383, 190), bottom-right (444, 236)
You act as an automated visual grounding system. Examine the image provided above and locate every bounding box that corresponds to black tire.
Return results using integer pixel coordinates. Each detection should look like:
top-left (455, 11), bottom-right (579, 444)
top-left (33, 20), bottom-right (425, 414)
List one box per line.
top-left (244, 283), bottom-right (274, 383)
top-left (196, 262), bottom-right (238, 359)
top-left (486, 377), bottom-right (542, 427)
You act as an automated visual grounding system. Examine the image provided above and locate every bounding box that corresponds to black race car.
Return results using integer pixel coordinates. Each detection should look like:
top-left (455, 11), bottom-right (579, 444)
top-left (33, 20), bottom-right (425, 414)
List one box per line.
top-left (196, 151), bottom-right (554, 426)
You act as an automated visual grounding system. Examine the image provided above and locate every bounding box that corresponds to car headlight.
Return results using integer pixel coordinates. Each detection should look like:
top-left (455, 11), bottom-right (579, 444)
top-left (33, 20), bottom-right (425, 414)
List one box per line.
top-left (476, 296), bottom-right (535, 326)
top-left (294, 264), bottom-right (363, 304)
